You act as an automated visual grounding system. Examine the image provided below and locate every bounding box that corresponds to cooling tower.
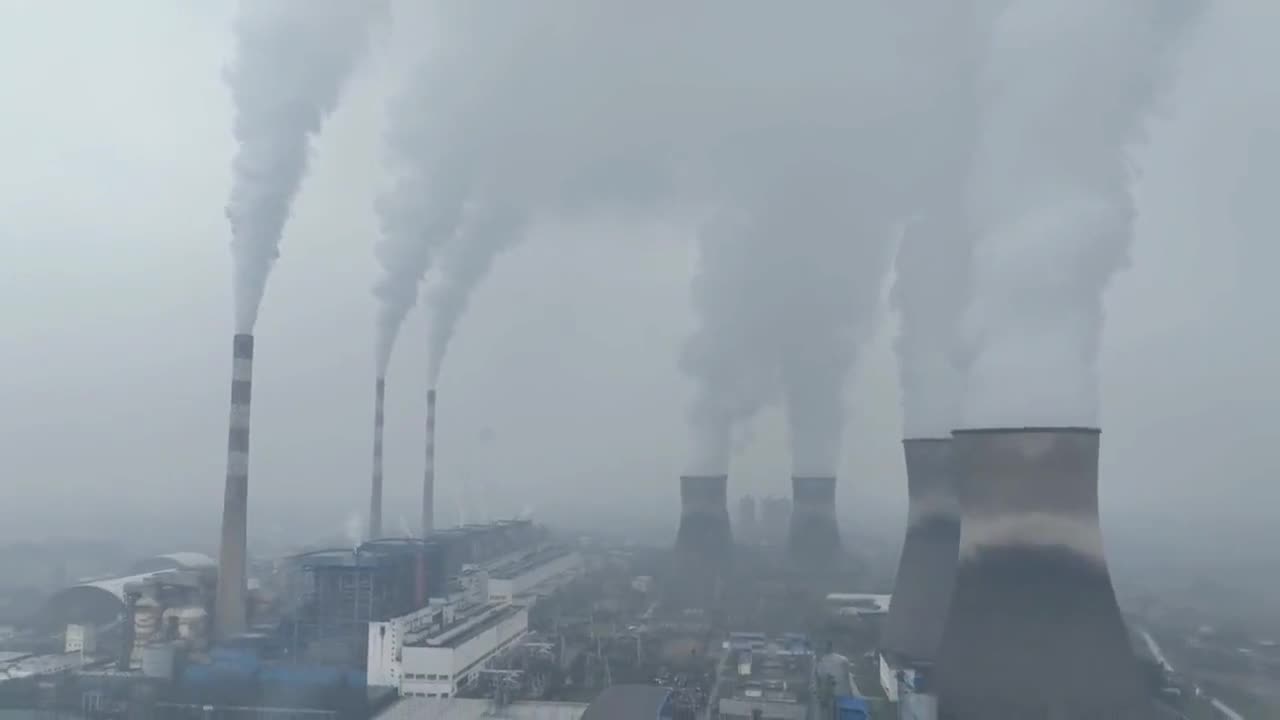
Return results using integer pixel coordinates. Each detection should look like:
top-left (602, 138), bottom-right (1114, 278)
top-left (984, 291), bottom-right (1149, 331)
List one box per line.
top-left (369, 378), bottom-right (386, 540)
top-left (880, 438), bottom-right (960, 663)
top-left (786, 476), bottom-right (841, 565)
top-left (934, 428), bottom-right (1149, 719)
top-left (675, 475), bottom-right (732, 562)
top-left (214, 333), bottom-right (253, 640)
top-left (422, 388), bottom-right (437, 537)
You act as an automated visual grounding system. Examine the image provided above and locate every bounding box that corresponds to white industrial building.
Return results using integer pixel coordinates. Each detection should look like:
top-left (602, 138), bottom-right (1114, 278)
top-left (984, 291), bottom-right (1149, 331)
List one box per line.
top-left (486, 548), bottom-right (582, 604)
top-left (368, 598), bottom-right (529, 699)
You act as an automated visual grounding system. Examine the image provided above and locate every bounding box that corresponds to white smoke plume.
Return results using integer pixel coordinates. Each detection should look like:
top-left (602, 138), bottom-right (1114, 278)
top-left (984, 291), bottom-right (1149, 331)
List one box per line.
top-left (225, 0), bottom-right (384, 334)
top-left (426, 201), bottom-right (526, 383)
top-left (961, 0), bottom-right (1200, 428)
top-left (891, 2), bottom-right (989, 440)
top-left (680, 4), bottom-right (974, 475)
top-left (371, 49), bottom-right (475, 377)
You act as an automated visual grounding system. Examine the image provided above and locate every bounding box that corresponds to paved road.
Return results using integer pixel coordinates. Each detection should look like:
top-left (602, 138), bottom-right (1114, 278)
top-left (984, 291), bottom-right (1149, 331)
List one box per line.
top-left (1139, 628), bottom-right (1244, 720)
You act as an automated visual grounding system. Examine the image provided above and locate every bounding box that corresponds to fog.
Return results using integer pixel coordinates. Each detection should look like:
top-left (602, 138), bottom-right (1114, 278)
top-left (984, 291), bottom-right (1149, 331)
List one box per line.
top-left (0, 0), bottom-right (1277, 590)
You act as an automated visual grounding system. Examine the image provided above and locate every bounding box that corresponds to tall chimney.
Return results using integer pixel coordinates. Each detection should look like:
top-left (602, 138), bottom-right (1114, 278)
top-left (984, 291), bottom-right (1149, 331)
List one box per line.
top-left (422, 388), bottom-right (437, 537)
top-left (881, 439), bottom-right (960, 664)
top-left (369, 378), bottom-right (386, 540)
top-left (786, 476), bottom-right (841, 566)
top-left (934, 428), bottom-right (1149, 718)
top-left (215, 333), bottom-right (253, 640)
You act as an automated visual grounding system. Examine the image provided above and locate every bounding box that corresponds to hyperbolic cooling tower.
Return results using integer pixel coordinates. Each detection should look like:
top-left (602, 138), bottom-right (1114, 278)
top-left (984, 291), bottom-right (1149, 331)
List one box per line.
top-left (422, 388), bottom-right (437, 537)
top-left (369, 378), bottom-right (386, 540)
top-left (934, 428), bottom-right (1149, 719)
top-left (786, 476), bottom-right (841, 565)
top-left (880, 438), bottom-right (960, 663)
top-left (675, 475), bottom-right (732, 562)
top-left (214, 333), bottom-right (253, 639)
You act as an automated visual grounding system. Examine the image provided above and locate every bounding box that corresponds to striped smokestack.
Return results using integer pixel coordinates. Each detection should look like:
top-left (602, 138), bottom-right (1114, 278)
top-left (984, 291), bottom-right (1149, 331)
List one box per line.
top-left (215, 333), bottom-right (253, 640)
top-left (369, 378), bottom-right (386, 540)
top-left (422, 388), bottom-right (436, 537)
top-left (786, 476), bottom-right (841, 567)
top-left (880, 438), bottom-right (960, 663)
top-left (934, 428), bottom-right (1149, 718)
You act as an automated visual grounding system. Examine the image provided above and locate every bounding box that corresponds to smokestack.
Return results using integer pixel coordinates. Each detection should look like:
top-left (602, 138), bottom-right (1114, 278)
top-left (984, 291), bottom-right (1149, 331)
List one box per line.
top-left (215, 333), bottom-right (253, 640)
top-left (786, 476), bottom-right (841, 566)
top-left (369, 378), bottom-right (386, 540)
top-left (934, 428), bottom-right (1149, 718)
top-left (422, 388), bottom-right (437, 537)
top-left (880, 439), bottom-right (960, 663)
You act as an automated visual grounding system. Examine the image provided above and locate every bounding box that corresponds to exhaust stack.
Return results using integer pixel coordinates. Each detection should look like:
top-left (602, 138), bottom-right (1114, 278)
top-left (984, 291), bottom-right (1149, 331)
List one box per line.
top-left (214, 333), bottom-right (253, 640)
top-left (422, 388), bottom-right (436, 537)
top-left (880, 439), bottom-right (960, 663)
top-left (786, 476), bottom-right (841, 566)
top-left (369, 378), bottom-right (386, 540)
top-left (934, 428), bottom-right (1148, 718)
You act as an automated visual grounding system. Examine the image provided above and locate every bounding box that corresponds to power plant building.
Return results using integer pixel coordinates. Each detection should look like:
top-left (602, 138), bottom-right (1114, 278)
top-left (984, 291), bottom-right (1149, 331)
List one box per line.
top-left (933, 428), bottom-right (1150, 718)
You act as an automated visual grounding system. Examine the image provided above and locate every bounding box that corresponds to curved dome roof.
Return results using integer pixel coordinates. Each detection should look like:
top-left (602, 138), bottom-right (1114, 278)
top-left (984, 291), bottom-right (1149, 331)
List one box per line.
top-left (128, 552), bottom-right (216, 574)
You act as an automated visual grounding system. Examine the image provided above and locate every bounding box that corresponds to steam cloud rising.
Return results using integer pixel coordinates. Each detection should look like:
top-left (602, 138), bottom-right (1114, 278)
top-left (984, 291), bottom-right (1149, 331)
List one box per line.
top-left (426, 202), bottom-right (526, 383)
top-left (960, 0), bottom-right (1198, 428)
top-left (372, 54), bottom-right (472, 377)
top-left (891, 2), bottom-right (987, 440)
top-left (225, 0), bottom-right (383, 334)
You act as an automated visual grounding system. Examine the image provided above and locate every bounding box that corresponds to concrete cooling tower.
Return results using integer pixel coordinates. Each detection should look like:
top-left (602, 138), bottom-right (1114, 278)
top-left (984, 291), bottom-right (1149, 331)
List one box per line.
top-left (215, 333), bottom-right (253, 639)
top-left (934, 428), bottom-right (1149, 719)
top-left (675, 475), bottom-right (733, 562)
top-left (786, 476), bottom-right (841, 566)
top-left (880, 439), bottom-right (960, 664)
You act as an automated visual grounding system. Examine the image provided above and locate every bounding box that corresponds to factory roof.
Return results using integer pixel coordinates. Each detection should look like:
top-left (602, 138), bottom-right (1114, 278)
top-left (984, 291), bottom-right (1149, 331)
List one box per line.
top-left (581, 685), bottom-right (673, 720)
top-left (411, 603), bottom-right (524, 650)
top-left (826, 593), bottom-right (892, 615)
top-left (488, 547), bottom-right (574, 580)
top-left (377, 698), bottom-right (586, 720)
top-left (128, 552), bottom-right (216, 574)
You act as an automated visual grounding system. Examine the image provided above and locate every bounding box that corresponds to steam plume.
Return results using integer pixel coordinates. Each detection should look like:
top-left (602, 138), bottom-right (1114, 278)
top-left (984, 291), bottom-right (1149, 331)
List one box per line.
top-left (225, 0), bottom-right (383, 333)
top-left (426, 202), bottom-right (526, 383)
top-left (372, 53), bottom-right (473, 375)
top-left (890, 2), bottom-right (987, 440)
top-left (961, 0), bottom-right (1200, 428)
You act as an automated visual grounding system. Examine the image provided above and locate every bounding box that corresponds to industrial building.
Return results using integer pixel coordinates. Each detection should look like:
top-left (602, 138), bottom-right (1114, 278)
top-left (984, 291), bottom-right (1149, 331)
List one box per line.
top-left (715, 633), bottom-right (814, 720)
top-left (368, 598), bottom-right (529, 698)
top-left (933, 428), bottom-right (1151, 718)
top-left (487, 547), bottom-right (583, 605)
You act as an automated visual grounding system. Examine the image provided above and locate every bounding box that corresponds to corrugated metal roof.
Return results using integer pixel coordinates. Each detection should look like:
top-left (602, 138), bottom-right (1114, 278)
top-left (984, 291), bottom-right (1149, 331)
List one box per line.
top-left (376, 698), bottom-right (586, 720)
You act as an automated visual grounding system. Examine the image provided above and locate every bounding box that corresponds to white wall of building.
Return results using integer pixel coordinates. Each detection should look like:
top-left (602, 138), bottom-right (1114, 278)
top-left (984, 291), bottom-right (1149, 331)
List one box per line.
top-left (369, 601), bottom-right (529, 698)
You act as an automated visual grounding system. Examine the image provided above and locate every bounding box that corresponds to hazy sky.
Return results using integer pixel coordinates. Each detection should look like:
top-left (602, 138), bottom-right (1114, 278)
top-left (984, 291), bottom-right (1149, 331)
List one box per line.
top-left (1, 1), bottom-right (1277, 578)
